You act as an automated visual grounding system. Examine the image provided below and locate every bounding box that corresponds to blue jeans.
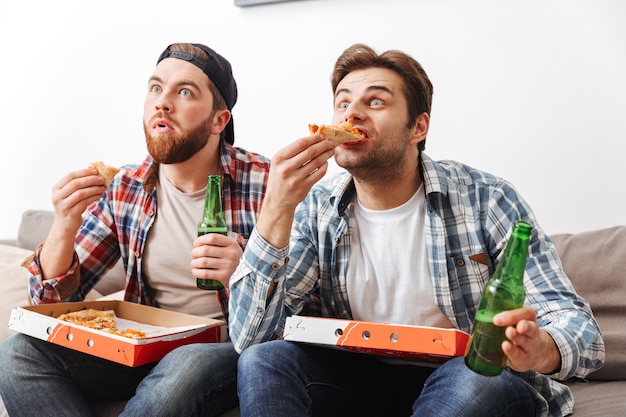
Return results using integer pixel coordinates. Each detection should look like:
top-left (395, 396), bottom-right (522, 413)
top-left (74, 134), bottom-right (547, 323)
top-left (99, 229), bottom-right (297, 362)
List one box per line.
top-left (0, 333), bottom-right (238, 417)
top-left (238, 340), bottom-right (537, 417)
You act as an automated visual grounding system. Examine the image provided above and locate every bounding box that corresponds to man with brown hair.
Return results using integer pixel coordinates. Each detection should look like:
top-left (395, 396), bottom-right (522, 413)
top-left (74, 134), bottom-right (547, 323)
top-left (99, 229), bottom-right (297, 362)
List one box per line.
top-left (0, 43), bottom-right (270, 417)
top-left (229, 43), bottom-right (603, 417)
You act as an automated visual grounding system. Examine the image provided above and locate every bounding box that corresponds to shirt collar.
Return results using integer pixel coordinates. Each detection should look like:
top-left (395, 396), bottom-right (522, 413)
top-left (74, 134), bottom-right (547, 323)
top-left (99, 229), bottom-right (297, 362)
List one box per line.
top-left (420, 152), bottom-right (449, 196)
top-left (332, 152), bottom-right (447, 216)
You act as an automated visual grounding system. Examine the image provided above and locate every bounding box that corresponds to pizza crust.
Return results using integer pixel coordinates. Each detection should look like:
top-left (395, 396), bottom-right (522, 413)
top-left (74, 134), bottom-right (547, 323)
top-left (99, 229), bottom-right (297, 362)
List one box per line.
top-left (88, 161), bottom-right (120, 188)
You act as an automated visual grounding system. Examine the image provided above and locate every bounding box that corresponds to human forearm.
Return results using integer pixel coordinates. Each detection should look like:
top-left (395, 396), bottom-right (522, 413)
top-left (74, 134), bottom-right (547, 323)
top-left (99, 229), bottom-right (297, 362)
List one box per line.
top-left (39, 221), bottom-right (80, 279)
top-left (229, 229), bottom-right (290, 352)
top-left (255, 195), bottom-right (296, 248)
top-left (42, 167), bottom-right (104, 278)
top-left (255, 135), bottom-right (335, 247)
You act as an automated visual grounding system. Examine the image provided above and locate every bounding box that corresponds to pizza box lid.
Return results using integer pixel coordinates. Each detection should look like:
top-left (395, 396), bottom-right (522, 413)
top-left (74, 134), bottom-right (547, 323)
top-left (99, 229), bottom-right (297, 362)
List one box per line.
top-left (8, 300), bottom-right (227, 367)
top-left (283, 315), bottom-right (470, 365)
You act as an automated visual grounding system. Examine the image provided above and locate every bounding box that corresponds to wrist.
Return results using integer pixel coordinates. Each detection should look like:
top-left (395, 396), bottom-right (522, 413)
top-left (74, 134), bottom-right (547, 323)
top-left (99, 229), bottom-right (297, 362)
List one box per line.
top-left (256, 209), bottom-right (294, 249)
top-left (538, 329), bottom-right (562, 374)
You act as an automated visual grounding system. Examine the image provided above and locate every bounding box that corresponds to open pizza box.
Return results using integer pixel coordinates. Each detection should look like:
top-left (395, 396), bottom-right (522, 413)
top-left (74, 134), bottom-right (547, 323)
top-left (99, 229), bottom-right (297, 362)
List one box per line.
top-left (283, 315), bottom-right (470, 365)
top-left (8, 300), bottom-right (227, 367)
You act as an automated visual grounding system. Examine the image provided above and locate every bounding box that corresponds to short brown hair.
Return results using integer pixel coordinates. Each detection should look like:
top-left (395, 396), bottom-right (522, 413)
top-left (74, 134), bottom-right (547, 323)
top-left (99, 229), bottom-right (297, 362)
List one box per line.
top-left (331, 44), bottom-right (433, 151)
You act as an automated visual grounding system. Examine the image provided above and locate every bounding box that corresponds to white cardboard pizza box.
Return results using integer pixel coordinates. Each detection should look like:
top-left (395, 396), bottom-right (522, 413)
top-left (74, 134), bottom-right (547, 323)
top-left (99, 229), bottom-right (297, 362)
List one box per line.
top-left (8, 300), bottom-right (227, 366)
top-left (283, 315), bottom-right (470, 365)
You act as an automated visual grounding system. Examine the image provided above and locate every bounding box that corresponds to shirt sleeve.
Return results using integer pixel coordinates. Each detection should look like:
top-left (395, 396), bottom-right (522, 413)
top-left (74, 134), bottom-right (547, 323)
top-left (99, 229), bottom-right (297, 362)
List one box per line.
top-left (26, 244), bottom-right (81, 304)
top-left (26, 196), bottom-right (123, 305)
top-left (228, 227), bottom-right (290, 353)
top-left (483, 178), bottom-right (605, 380)
top-left (523, 229), bottom-right (605, 380)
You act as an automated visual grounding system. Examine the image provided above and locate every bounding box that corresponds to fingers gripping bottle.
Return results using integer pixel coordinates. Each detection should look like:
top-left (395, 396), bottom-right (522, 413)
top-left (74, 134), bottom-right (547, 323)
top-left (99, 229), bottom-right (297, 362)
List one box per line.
top-left (465, 221), bottom-right (532, 376)
top-left (196, 175), bottom-right (228, 290)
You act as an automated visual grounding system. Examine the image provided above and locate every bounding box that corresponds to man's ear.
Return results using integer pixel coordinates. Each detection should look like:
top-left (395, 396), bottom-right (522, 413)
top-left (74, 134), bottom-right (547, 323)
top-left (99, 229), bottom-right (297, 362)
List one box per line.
top-left (409, 112), bottom-right (429, 146)
top-left (212, 109), bottom-right (231, 135)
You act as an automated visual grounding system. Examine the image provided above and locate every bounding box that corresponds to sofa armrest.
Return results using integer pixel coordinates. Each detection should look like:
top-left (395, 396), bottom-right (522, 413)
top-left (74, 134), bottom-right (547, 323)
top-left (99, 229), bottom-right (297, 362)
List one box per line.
top-left (551, 225), bottom-right (626, 381)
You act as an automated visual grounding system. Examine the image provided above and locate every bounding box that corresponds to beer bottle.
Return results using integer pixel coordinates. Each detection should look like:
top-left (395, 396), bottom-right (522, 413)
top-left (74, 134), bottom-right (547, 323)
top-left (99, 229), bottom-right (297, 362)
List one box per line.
top-left (465, 220), bottom-right (532, 376)
top-left (196, 175), bottom-right (228, 290)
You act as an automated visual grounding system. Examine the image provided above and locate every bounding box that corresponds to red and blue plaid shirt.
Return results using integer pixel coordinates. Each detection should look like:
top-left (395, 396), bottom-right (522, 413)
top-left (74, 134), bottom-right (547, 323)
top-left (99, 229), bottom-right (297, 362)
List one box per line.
top-left (27, 141), bottom-right (270, 316)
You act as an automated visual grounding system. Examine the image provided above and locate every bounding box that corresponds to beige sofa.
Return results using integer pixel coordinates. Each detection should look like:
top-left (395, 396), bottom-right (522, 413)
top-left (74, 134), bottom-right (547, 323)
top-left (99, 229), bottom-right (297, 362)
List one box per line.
top-left (1, 210), bottom-right (625, 416)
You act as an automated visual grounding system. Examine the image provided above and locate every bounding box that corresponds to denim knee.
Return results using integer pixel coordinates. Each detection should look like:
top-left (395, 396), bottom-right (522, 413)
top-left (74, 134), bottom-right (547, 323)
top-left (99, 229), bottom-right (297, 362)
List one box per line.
top-left (238, 340), bottom-right (286, 373)
top-left (415, 357), bottom-right (536, 417)
top-left (123, 342), bottom-right (239, 417)
top-left (155, 342), bottom-right (238, 386)
top-left (0, 334), bottom-right (41, 382)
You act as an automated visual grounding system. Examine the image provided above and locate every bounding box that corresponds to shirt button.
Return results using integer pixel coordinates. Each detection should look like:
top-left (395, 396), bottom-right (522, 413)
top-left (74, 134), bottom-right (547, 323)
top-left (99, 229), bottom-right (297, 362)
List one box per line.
top-left (148, 210), bottom-right (155, 217)
top-left (271, 263), bottom-right (280, 270)
top-left (135, 251), bottom-right (141, 258)
top-left (257, 307), bottom-right (265, 315)
top-left (456, 258), bottom-right (465, 267)
top-left (285, 256), bottom-right (290, 263)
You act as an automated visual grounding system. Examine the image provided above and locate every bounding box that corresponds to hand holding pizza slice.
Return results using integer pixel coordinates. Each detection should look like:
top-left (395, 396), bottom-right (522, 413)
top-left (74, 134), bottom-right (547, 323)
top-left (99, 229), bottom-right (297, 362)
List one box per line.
top-left (308, 118), bottom-right (364, 147)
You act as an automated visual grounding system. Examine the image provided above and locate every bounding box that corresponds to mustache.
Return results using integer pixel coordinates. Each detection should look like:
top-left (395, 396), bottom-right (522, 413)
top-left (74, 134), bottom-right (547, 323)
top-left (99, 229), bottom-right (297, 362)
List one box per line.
top-left (148, 112), bottom-right (177, 130)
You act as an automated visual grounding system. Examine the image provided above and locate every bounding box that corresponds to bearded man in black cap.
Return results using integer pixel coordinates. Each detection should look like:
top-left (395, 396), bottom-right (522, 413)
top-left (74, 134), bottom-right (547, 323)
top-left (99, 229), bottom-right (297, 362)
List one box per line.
top-left (0, 43), bottom-right (270, 417)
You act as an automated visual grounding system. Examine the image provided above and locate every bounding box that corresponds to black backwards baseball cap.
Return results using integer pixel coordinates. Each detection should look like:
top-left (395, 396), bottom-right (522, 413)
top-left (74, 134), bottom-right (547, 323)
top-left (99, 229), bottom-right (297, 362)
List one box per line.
top-left (157, 43), bottom-right (237, 144)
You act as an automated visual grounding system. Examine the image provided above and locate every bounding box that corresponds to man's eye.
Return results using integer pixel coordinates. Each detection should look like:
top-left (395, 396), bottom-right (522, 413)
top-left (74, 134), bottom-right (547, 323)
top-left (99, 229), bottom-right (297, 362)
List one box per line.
top-left (370, 99), bottom-right (383, 106)
top-left (180, 88), bottom-right (191, 97)
top-left (338, 102), bottom-right (349, 110)
top-left (150, 85), bottom-right (161, 93)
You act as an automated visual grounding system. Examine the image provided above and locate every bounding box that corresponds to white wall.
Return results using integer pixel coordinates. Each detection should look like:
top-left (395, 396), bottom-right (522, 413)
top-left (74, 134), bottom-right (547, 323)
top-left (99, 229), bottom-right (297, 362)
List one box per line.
top-left (0, 0), bottom-right (624, 240)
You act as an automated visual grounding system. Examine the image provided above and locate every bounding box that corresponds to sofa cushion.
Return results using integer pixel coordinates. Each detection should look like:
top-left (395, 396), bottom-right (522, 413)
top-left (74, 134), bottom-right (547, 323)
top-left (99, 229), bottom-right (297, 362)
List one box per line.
top-left (551, 225), bottom-right (626, 381)
top-left (15, 210), bottom-right (125, 296)
top-left (17, 210), bottom-right (54, 251)
top-left (567, 380), bottom-right (626, 416)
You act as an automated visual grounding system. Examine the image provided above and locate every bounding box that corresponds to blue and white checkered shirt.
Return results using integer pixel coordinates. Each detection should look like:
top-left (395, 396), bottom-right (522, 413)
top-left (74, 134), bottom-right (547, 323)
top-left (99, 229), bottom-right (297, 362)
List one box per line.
top-left (229, 152), bottom-right (604, 417)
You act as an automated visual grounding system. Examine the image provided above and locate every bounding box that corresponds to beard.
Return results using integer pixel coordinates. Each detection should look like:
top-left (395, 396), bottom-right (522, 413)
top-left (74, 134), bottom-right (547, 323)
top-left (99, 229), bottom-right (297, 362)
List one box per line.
top-left (335, 126), bottom-right (412, 182)
top-left (144, 113), bottom-right (215, 164)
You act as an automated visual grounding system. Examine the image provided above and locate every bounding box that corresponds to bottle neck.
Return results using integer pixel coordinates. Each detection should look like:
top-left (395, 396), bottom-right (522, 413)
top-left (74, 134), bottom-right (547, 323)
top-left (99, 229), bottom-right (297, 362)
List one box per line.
top-left (494, 222), bottom-right (532, 281)
top-left (199, 175), bottom-right (226, 230)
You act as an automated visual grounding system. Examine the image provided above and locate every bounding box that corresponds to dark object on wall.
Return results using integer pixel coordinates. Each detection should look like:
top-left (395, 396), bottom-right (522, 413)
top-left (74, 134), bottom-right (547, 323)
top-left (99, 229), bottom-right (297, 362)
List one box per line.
top-left (235, 0), bottom-right (304, 6)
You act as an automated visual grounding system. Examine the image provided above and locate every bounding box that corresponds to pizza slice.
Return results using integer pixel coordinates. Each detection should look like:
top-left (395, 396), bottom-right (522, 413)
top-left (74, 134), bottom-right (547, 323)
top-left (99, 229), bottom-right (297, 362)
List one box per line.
top-left (57, 308), bottom-right (146, 339)
top-left (88, 161), bottom-right (120, 188)
top-left (309, 119), bottom-right (364, 147)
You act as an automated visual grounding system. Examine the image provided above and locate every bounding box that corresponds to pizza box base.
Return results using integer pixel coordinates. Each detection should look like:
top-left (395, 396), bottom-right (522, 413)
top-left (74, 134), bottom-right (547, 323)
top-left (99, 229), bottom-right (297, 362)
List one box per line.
top-left (283, 315), bottom-right (470, 365)
top-left (8, 300), bottom-right (227, 367)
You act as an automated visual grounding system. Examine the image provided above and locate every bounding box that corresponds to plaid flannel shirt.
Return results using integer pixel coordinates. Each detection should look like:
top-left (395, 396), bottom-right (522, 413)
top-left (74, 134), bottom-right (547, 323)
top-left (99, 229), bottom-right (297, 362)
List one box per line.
top-left (229, 152), bottom-right (604, 417)
top-left (27, 141), bottom-right (270, 321)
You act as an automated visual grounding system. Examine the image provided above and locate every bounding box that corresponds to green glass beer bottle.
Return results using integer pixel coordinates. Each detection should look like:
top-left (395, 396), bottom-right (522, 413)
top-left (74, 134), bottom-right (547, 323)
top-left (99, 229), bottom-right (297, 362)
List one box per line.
top-left (465, 220), bottom-right (532, 376)
top-left (196, 175), bottom-right (228, 291)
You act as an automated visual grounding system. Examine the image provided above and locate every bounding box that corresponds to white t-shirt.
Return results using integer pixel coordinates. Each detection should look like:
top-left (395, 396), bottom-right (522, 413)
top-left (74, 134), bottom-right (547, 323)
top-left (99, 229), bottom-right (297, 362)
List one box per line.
top-left (142, 167), bottom-right (222, 319)
top-left (346, 184), bottom-right (454, 329)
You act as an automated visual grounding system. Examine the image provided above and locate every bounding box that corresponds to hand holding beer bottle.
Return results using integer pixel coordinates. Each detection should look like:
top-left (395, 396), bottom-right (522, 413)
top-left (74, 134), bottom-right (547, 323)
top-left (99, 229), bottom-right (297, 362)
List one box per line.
top-left (196, 175), bottom-right (228, 290)
top-left (465, 220), bottom-right (532, 376)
